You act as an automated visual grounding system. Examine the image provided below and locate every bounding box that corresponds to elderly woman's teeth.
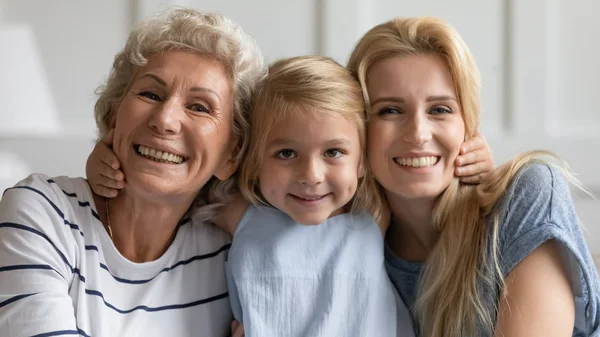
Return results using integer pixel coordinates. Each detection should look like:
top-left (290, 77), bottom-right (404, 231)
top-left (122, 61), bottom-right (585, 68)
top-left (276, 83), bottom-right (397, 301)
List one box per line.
top-left (136, 145), bottom-right (184, 164)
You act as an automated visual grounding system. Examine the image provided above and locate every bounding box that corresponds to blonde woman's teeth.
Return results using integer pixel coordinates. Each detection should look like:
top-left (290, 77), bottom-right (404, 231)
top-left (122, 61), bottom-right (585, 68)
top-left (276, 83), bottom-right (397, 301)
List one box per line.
top-left (394, 156), bottom-right (438, 167)
top-left (136, 145), bottom-right (184, 164)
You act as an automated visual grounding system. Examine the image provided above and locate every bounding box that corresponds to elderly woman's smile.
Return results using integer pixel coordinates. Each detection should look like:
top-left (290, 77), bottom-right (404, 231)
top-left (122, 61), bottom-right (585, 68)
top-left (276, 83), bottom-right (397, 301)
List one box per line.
top-left (110, 50), bottom-right (236, 199)
top-left (135, 144), bottom-right (185, 164)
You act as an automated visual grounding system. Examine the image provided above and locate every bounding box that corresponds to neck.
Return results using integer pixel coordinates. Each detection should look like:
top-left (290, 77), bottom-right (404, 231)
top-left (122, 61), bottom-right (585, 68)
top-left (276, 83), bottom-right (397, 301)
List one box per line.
top-left (94, 189), bottom-right (193, 263)
top-left (385, 192), bottom-right (440, 263)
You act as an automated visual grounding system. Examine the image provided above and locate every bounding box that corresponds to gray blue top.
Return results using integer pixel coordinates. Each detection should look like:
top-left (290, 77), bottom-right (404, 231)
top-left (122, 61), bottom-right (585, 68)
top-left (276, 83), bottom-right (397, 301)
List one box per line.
top-left (385, 163), bottom-right (600, 336)
top-left (226, 205), bottom-right (414, 336)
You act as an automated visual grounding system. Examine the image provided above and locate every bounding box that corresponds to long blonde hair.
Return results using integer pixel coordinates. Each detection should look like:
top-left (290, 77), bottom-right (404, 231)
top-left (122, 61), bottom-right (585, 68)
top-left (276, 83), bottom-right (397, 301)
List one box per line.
top-left (348, 17), bottom-right (577, 336)
top-left (238, 55), bottom-right (385, 222)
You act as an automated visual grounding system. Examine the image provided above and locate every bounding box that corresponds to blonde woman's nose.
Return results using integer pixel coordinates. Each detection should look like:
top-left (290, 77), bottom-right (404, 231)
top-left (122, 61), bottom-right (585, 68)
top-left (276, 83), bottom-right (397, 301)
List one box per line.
top-left (402, 113), bottom-right (432, 146)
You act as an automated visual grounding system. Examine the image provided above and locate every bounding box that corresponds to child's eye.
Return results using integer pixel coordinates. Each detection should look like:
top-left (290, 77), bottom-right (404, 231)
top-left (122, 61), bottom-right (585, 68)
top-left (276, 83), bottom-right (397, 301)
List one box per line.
top-left (139, 91), bottom-right (162, 101)
top-left (430, 106), bottom-right (451, 115)
top-left (276, 149), bottom-right (297, 159)
top-left (324, 149), bottom-right (343, 158)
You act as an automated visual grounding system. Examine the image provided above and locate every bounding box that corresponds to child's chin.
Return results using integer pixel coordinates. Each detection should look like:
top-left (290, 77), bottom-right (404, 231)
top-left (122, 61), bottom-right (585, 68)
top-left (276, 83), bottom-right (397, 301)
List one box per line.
top-left (294, 216), bottom-right (326, 226)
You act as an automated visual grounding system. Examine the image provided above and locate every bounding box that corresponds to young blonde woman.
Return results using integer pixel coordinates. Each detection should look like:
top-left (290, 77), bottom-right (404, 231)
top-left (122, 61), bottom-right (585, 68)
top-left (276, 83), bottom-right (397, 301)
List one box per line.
top-left (347, 17), bottom-right (600, 337)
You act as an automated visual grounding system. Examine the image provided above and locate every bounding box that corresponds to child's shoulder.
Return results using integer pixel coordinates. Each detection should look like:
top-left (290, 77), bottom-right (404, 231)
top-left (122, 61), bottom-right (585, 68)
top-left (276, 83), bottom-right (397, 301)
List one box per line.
top-left (238, 204), bottom-right (289, 227)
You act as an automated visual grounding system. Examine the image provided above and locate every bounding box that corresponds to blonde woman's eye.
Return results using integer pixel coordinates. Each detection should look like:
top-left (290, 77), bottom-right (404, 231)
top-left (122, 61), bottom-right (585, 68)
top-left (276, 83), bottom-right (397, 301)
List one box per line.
top-left (324, 149), bottom-right (343, 158)
top-left (430, 107), bottom-right (451, 115)
top-left (378, 107), bottom-right (402, 115)
top-left (276, 149), bottom-right (296, 159)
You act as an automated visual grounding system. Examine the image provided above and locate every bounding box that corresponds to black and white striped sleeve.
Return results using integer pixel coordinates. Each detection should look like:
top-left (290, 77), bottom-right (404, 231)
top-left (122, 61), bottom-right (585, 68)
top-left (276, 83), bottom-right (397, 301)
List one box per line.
top-left (0, 174), bottom-right (80, 336)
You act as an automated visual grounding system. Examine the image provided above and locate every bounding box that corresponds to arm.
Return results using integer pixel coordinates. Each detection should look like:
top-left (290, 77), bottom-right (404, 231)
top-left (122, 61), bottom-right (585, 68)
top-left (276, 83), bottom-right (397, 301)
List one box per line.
top-left (490, 162), bottom-right (591, 336)
top-left (0, 176), bottom-right (79, 336)
top-left (213, 193), bottom-right (248, 236)
top-left (494, 240), bottom-right (574, 337)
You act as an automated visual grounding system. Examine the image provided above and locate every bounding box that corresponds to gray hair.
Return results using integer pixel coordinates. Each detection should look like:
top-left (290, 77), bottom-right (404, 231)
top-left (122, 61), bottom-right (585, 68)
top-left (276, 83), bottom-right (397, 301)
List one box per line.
top-left (94, 7), bottom-right (266, 221)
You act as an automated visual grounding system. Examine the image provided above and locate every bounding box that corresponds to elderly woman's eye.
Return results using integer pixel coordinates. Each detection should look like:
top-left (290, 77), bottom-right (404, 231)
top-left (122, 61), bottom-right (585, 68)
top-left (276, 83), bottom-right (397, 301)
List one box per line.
top-left (188, 104), bottom-right (210, 113)
top-left (139, 91), bottom-right (161, 101)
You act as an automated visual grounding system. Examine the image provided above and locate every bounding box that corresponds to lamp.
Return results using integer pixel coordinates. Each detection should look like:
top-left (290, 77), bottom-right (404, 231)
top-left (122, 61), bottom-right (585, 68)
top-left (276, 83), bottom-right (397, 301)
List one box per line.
top-left (0, 24), bottom-right (61, 195)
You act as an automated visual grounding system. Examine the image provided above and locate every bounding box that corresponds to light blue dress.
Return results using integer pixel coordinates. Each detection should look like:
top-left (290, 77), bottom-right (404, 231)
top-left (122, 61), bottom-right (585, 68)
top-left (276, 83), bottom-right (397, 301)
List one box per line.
top-left (226, 205), bottom-right (413, 337)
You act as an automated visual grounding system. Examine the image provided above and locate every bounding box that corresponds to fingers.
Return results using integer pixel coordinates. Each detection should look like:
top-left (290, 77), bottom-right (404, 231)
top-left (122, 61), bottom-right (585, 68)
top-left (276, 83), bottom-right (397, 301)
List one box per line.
top-left (459, 132), bottom-right (495, 174)
top-left (456, 149), bottom-right (487, 167)
top-left (99, 163), bottom-right (125, 183)
top-left (460, 134), bottom-right (485, 154)
top-left (98, 149), bottom-right (121, 171)
top-left (455, 161), bottom-right (482, 177)
top-left (90, 163), bottom-right (124, 198)
top-left (98, 171), bottom-right (125, 189)
top-left (456, 159), bottom-right (493, 184)
top-left (459, 172), bottom-right (488, 185)
top-left (91, 184), bottom-right (119, 198)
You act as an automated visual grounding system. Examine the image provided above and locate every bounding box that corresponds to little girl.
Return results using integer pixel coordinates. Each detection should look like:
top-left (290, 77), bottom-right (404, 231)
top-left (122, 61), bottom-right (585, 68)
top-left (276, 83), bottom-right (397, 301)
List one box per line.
top-left (87, 56), bottom-right (494, 336)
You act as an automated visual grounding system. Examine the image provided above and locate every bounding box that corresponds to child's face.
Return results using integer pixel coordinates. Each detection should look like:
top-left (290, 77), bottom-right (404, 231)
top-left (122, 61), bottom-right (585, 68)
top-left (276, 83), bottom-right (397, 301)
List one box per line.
top-left (258, 111), bottom-right (363, 225)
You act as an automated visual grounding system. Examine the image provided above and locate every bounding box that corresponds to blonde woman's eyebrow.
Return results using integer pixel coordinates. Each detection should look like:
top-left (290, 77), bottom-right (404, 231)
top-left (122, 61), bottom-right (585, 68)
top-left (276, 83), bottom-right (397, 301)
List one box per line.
top-left (426, 95), bottom-right (457, 102)
top-left (370, 96), bottom-right (405, 106)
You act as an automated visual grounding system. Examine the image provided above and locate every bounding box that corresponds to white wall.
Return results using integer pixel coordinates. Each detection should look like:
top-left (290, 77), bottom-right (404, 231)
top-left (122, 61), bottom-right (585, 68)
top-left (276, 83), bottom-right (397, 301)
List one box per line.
top-left (1, 0), bottom-right (598, 252)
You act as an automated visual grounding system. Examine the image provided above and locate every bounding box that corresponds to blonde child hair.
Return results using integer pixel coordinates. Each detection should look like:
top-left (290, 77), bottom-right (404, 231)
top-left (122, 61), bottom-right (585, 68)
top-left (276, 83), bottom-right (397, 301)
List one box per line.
top-left (348, 17), bottom-right (579, 337)
top-left (238, 55), bottom-right (385, 223)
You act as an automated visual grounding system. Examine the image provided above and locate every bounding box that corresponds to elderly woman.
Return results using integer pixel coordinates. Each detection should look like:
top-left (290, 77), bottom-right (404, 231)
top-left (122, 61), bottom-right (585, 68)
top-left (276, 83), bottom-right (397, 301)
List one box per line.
top-left (0, 8), bottom-right (264, 336)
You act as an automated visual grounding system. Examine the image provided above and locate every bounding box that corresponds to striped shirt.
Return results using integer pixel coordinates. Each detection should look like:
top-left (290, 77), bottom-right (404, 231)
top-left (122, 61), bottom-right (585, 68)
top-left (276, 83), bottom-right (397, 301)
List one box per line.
top-left (0, 174), bottom-right (232, 337)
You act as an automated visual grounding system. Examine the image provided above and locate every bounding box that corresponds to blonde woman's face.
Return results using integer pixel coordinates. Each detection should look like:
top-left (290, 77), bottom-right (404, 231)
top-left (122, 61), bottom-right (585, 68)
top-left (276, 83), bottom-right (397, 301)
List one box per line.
top-left (366, 54), bottom-right (465, 202)
top-left (258, 111), bottom-right (363, 225)
top-left (111, 50), bottom-right (236, 202)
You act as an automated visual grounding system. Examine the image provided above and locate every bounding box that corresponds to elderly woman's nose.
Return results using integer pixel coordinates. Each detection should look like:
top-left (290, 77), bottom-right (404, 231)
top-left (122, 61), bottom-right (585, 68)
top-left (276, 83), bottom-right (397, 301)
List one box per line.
top-left (149, 99), bottom-right (183, 134)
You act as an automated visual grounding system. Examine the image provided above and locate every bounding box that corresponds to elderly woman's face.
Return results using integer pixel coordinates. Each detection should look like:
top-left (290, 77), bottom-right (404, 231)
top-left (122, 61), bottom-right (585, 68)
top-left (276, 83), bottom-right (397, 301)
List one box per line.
top-left (111, 50), bottom-right (235, 199)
